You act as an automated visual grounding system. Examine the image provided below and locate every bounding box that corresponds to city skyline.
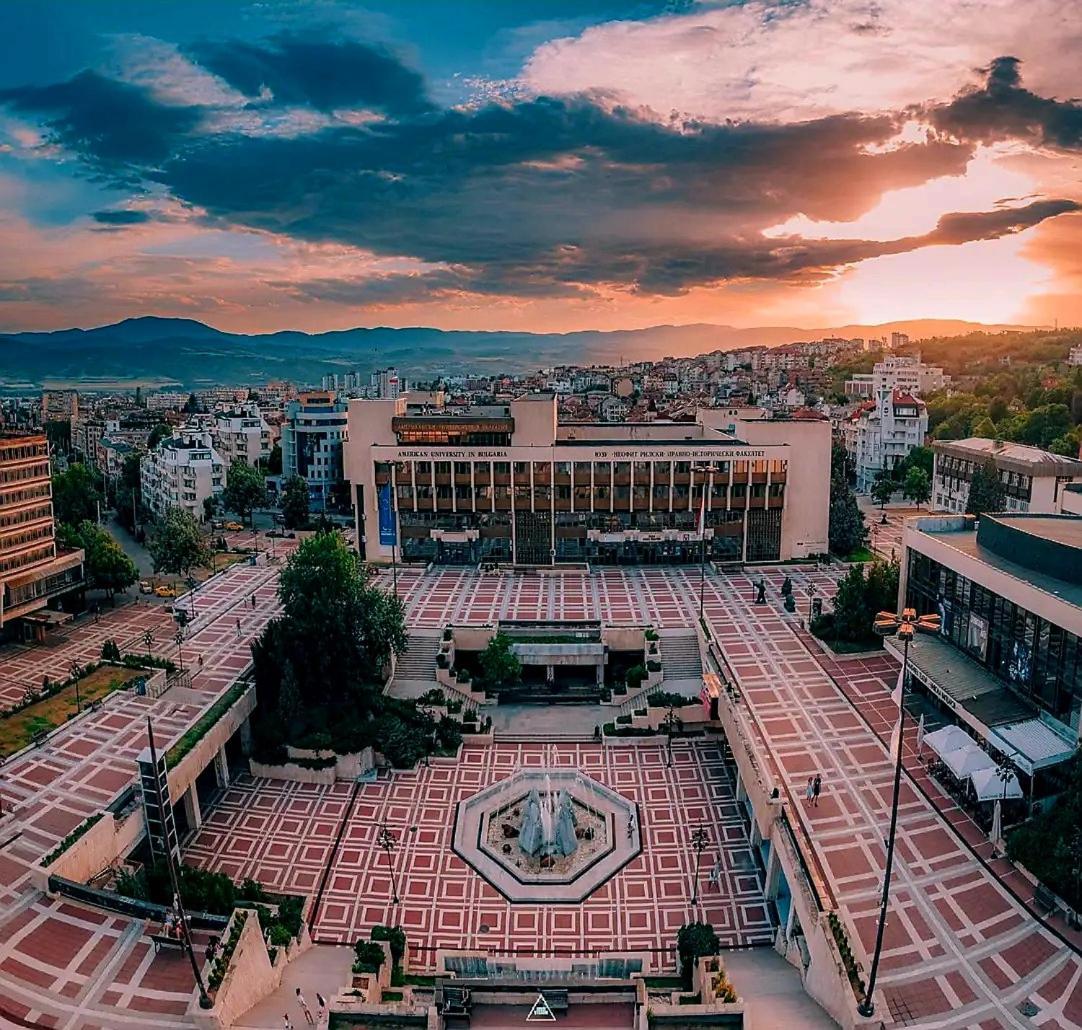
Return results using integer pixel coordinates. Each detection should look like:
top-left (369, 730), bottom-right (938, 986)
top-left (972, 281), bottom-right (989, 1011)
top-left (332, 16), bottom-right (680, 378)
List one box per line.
top-left (1, 0), bottom-right (1081, 337)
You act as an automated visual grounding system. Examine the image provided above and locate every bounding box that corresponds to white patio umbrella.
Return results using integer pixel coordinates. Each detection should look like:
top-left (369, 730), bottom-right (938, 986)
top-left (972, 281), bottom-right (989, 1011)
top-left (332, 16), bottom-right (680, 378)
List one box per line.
top-left (970, 765), bottom-right (1024, 802)
top-left (990, 799), bottom-right (1002, 848)
top-left (923, 724), bottom-right (973, 760)
top-left (916, 713), bottom-right (926, 756)
top-left (941, 744), bottom-right (996, 780)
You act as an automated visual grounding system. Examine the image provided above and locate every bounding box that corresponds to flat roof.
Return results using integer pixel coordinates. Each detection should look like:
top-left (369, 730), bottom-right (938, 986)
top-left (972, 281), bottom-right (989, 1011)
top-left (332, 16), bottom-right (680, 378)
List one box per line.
top-left (914, 517), bottom-right (1082, 612)
top-left (932, 437), bottom-right (1082, 476)
top-left (992, 514), bottom-right (1082, 549)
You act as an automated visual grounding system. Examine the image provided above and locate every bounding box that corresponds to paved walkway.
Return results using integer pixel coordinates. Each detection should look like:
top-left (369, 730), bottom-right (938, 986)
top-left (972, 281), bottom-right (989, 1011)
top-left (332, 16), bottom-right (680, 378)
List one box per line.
top-left (234, 944), bottom-right (352, 1029)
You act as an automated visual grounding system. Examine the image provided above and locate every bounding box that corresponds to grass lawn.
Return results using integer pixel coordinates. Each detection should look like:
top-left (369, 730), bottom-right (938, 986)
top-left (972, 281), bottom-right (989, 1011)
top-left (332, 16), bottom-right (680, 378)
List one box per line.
top-left (208, 551), bottom-right (250, 573)
top-left (839, 547), bottom-right (876, 563)
top-left (0, 665), bottom-right (146, 758)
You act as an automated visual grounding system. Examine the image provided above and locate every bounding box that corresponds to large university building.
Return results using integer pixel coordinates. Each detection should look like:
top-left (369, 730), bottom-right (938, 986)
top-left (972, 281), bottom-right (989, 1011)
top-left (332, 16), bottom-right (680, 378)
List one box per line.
top-left (0, 433), bottom-right (84, 634)
top-left (345, 393), bottom-right (830, 566)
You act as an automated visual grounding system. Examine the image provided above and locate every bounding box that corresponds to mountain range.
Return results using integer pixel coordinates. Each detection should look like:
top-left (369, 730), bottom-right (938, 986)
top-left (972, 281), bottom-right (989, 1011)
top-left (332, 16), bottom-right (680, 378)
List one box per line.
top-left (0, 316), bottom-right (1036, 391)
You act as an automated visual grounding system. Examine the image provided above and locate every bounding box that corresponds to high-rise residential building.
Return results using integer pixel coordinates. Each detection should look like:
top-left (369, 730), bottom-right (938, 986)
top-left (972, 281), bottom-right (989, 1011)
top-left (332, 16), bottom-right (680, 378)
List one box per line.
top-left (0, 433), bottom-right (85, 635)
top-left (931, 438), bottom-right (1082, 514)
top-left (140, 431), bottom-right (225, 523)
top-left (1069, 344), bottom-right (1082, 367)
top-left (871, 354), bottom-right (949, 397)
top-left (843, 389), bottom-right (928, 492)
top-left (344, 393), bottom-right (830, 565)
top-left (370, 368), bottom-right (404, 399)
top-left (213, 402), bottom-right (272, 466)
top-left (280, 391), bottom-right (348, 510)
top-left (40, 390), bottom-right (79, 425)
top-left (890, 331), bottom-right (910, 350)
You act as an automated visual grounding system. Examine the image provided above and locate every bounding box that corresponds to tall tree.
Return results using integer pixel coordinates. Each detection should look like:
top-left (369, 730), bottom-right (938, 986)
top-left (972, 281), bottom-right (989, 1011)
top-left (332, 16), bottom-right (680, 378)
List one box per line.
top-left (902, 467), bottom-right (931, 508)
top-left (965, 458), bottom-right (1007, 518)
top-left (870, 470), bottom-right (894, 513)
top-left (265, 443), bottom-right (283, 475)
top-left (147, 508), bottom-right (211, 576)
top-left (222, 459), bottom-right (265, 525)
top-left (147, 423), bottom-right (172, 450)
top-left (478, 632), bottom-right (522, 689)
top-left (280, 475), bottom-right (310, 530)
top-left (828, 469), bottom-right (866, 556)
top-left (52, 463), bottom-right (103, 527)
top-left (65, 521), bottom-right (138, 602)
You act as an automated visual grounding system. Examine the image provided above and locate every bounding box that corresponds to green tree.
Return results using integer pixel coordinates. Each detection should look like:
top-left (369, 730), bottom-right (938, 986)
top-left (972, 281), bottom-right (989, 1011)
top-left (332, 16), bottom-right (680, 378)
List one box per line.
top-left (478, 632), bottom-right (522, 689)
top-left (265, 443), bottom-right (283, 476)
top-left (813, 560), bottom-right (899, 646)
top-left (902, 467), bottom-right (931, 508)
top-left (896, 444), bottom-right (934, 480)
top-left (222, 459), bottom-right (265, 525)
top-left (52, 463), bottom-right (103, 527)
top-left (870, 470), bottom-right (894, 513)
top-left (147, 423), bottom-right (172, 450)
top-left (281, 475), bottom-right (310, 530)
top-left (115, 452), bottom-right (143, 533)
top-left (677, 922), bottom-right (720, 983)
top-left (68, 521), bottom-right (138, 602)
top-left (965, 458), bottom-right (1007, 518)
top-left (147, 507), bottom-right (211, 576)
top-left (828, 469), bottom-right (866, 556)
top-left (971, 416), bottom-right (997, 439)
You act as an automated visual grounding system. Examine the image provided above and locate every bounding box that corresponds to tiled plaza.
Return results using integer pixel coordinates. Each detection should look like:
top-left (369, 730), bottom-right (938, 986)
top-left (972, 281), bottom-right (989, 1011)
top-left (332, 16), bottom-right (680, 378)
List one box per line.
top-left (0, 549), bottom-right (1078, 1028)
top-left (185, 740), bottom-right (775, 962)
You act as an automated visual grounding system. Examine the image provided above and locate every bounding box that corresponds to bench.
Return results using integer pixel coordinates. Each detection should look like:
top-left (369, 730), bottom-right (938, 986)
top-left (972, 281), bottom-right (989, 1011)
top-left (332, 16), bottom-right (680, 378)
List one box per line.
top-left (150, 933), bottom-right (185, 954)
top-left (1033, 883), bottom-right (1060, 918)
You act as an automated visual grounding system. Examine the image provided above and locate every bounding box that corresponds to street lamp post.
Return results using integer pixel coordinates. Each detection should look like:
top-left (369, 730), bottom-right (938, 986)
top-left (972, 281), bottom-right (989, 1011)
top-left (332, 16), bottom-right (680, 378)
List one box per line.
top-left (174, 629), bottom-right (185, 672)
top-left (691, 465), bottom-right (718, 621)
top-left (146, 716), bottom-right (213, 1009)
top-left (859, 607), bottom-right (940, 1019)
top-left (187, 575), bottom-right (198, 621)
top-left (690, 824), bottom-right (710, 904)
top-left (69, 659), bottom-right (83, 714)
top-left (378, 823), bottom-right (400, 904)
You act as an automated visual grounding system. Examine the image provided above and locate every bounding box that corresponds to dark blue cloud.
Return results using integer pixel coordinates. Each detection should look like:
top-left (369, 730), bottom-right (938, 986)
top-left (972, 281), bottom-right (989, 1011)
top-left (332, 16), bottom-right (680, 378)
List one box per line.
top-left (0, 71), bottom-right (201, 175)
top-left (91, 208), bottom-right (152, 225)
top-left (929, 56), bottom-right (1082, 149)
top-left (185, 34), bottom-right (433, 115)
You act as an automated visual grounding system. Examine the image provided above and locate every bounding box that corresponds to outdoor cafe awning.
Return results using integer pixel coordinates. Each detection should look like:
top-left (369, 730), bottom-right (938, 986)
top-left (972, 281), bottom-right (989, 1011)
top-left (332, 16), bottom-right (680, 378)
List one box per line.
top-left (970, 765), bottom-right (1024, 803)
top-left (941, 744), bottom-right (997, 780)
top-left (989, 719), bottom-right (1077, 776)
top-left (923, 725), bottom-right (974, 760)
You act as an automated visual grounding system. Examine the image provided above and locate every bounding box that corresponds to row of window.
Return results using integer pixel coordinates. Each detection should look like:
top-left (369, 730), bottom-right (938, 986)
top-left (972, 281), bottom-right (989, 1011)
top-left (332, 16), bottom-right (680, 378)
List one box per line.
top-left (397, 482), bottom-right (784, 505)
top-left (386, 459), bottom-right (786, 478)
top-left (0, 461), bottom-right (50, 486)
top-left (0, 502), bottom-right (52, 531)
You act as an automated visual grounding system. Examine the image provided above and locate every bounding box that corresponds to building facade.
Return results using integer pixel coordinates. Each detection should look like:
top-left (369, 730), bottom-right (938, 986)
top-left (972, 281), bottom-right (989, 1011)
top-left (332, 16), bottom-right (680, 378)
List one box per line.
top-left (0, 434), bottom-right (85, 630)
top-left (214, 403), bottom-right (272, 466)
top-left (843, 389), bottom-right (929, 492)
top-left (140, 432), bottom-right (225, 523)
top-left (280, 391), bottom-right (348, 510)
top-left (899, 513), bottom-right (1082, 764)
top-left (41, 390), bottom-right (79, 425)
top-left (931, 438), bottom-right (1082, 514)
top-left (345, 393), bottom-right (830, 566)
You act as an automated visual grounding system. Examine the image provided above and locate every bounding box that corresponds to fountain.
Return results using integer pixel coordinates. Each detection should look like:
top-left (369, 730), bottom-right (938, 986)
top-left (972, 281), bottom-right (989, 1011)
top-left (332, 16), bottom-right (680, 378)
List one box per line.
top-left (453, 764), bottom-right (641, 902)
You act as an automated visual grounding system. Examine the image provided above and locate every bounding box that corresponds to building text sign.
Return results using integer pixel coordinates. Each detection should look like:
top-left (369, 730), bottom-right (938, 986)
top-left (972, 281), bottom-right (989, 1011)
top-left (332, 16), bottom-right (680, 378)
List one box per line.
top-left (387, 446), bottom-right (771, 462)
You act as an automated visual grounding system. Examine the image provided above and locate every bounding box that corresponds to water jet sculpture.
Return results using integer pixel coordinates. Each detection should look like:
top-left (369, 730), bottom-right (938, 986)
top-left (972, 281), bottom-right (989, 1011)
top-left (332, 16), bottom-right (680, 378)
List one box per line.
top-left (519, 786), bottom-right (578, 858)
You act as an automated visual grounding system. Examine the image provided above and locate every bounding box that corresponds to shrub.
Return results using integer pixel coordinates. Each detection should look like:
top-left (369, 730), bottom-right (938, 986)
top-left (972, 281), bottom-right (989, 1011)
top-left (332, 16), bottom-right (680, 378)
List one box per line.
top-left (677, 922), bottom-right (720, 983)
top-left (371, 925), bottom-right (406, 965)
top-left (100, 639), bottom-right (122, 661)
top-left (41, 813), bottom-right (103, 866)
top-left (646, 660), bottom-right (662, 673)
top-left (626, 665), bottom-right (647, 690)
top-left (268, 923), bottom-right (293, 947)
top-left (645, 628), bottom-right (659, 641)
top-left (353, 940), bottom-right (386, 973)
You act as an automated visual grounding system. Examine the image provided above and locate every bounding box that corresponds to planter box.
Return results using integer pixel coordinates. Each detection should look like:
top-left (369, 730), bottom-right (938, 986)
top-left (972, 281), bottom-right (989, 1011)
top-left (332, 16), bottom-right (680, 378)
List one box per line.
top-left (249, 759), bottom-right (336, 785)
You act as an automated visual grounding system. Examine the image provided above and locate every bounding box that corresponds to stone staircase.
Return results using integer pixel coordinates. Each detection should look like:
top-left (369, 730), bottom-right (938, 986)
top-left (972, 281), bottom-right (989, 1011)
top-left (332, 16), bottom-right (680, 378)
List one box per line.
top-left (659, 630), bottom-right (703, 681)
top-left (394, 633), bottom-right (441, 682)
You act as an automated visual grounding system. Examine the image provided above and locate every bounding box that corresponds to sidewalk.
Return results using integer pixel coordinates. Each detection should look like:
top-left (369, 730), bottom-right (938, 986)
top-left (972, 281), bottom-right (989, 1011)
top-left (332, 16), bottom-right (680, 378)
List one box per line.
top-left (234, 944), bottom-right (354, 1029)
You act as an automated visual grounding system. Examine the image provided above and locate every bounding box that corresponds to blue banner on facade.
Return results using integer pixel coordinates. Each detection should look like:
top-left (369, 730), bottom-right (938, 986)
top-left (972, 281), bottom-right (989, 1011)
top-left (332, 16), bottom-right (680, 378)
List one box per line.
top-left (377, 483), bottom-right (397, 546)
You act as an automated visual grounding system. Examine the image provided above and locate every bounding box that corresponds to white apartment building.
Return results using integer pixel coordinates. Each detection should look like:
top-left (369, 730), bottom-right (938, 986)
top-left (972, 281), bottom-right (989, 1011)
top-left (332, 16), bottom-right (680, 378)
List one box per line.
top-left (931, 438), bottom-right (1082, 514)
top-left (140, 431), bottom-right (225, 523)
top-left (213, 403), bottom-right (272, 466)
top-left (1069, 345), bottom-right (1082, 367)
top-left (873, 354), bottom-right (950, 397)
top-left (843, 389), bottom-right (928, 492)
top-left (280, 391), bottom-right (348, 510)
top-left (370, 368), bottom-right (404, 400)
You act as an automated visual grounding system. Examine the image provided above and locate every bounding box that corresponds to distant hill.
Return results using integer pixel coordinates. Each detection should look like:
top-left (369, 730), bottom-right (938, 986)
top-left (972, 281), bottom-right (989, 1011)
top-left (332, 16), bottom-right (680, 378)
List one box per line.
top-left (0, 315), bottom-right (1039, 391)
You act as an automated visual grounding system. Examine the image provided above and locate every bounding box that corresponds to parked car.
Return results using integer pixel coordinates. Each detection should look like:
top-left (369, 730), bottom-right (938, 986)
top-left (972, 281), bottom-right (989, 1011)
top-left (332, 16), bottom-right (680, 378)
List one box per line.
top-left (224, 521), bottom-right (244, 531)
top-left (139, 580), bottom-right (153, 594)
top-left (154, 585), bottom-right (179, 598)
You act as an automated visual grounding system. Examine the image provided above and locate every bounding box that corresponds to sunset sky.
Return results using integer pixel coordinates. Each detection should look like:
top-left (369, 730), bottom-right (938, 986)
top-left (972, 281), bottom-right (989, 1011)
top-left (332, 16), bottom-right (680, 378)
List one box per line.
top-left (1, 0), bottom-right (1080, 335)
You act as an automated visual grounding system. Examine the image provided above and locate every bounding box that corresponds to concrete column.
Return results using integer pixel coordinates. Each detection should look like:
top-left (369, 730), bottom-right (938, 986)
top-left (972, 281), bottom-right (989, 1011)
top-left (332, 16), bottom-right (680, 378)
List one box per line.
top-left (215, 745), bottom-right (230, 789)
top-left (183, 784), bottom-right (202, 831)
top-left (596, 661), bottom-right (605, 685)
top-left (240, 716), bottom-right (253, 756)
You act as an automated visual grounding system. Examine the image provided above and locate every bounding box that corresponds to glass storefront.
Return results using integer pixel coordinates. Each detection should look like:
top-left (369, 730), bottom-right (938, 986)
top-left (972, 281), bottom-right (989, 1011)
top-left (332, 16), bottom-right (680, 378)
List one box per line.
top-left (906, 551), bottom-right (1082, 734)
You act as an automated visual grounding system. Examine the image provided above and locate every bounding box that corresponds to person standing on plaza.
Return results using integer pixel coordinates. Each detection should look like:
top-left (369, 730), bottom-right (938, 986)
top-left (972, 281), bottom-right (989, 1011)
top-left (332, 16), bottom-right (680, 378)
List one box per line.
top-left (812, 773), bottom-right (822, 807)
top-left (804, 776), bottom-right (814, 803)
top-left (316, 993), bottom-right (328, 1026)
top-left (283, 1016), bottom-right (293, 1030)
top-left (296, 987), bottom-right (314, 1025)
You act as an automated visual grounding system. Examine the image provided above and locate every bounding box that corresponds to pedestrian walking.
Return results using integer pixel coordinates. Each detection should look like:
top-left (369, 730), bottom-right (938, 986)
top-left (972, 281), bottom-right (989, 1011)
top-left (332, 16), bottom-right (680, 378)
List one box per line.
top-left (316, 993), bottom-right (328, 1025)
top-left (296, 988), bottom-right (314, 1026)
top-left (804, 776), bottom-right (814, 803)
top-left (198, 654), bottom-right (204, 670)
top-left (252, 594), bottom-right (256, 609)
top-left (812, 773), bottom-right (822, 807)
top-left (283, 1016), bottom-right (293, 1030)
top-left (235, 617), bottom-right (241, 639)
